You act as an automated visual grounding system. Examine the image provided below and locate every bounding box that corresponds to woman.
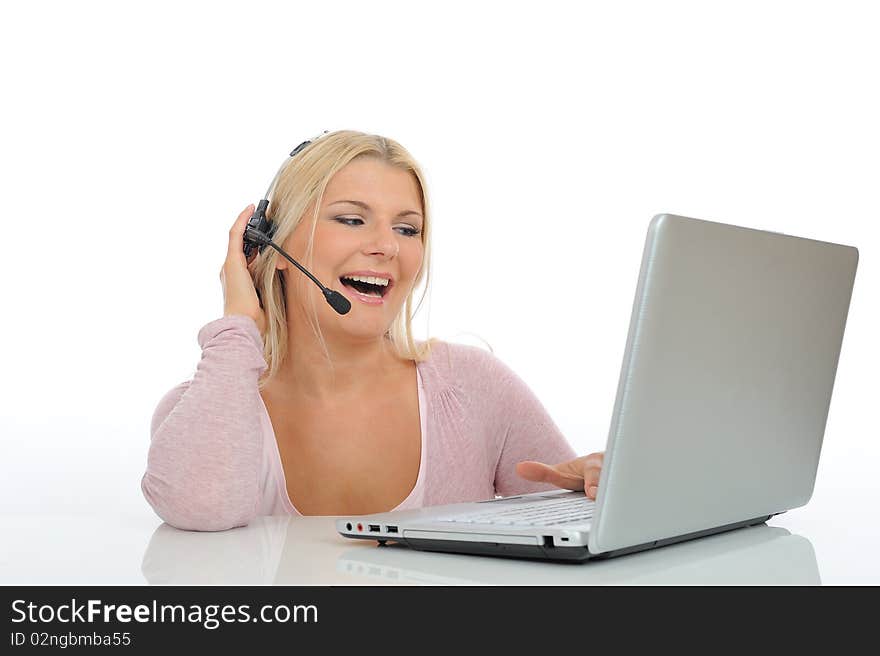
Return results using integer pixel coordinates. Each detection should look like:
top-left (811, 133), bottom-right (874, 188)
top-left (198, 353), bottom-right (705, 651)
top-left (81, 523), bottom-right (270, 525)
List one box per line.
top-left (142, 130), bottom-right (604, 531)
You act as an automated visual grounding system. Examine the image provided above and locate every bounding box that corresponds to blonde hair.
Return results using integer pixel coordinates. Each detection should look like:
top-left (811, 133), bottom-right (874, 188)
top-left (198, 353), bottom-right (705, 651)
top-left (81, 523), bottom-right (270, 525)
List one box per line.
top-left (250, 130), bottom-right (433, 388)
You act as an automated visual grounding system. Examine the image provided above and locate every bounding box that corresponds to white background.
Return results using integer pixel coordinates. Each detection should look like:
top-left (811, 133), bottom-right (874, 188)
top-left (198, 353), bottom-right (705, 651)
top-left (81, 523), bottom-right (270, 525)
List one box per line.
top-left (0, 1), bottom-right (877, 580)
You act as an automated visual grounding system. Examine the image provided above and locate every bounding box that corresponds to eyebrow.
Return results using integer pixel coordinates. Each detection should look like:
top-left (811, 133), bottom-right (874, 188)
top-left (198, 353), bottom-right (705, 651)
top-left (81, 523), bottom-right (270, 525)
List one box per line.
top-left (328, 199), bottom-right (423, 219)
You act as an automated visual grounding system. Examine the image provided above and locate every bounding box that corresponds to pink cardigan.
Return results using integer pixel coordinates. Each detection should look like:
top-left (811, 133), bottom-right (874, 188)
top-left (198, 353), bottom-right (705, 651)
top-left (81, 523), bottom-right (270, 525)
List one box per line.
top-left (142, 315), bottom-right (577, 531)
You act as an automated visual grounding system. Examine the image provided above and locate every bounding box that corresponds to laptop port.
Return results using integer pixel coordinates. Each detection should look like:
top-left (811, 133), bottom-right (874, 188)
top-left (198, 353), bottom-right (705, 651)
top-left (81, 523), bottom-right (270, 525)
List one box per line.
top-left (368, 524), bottom-right (381, 532)
top-left (386, 525), bottom-right (398, 534)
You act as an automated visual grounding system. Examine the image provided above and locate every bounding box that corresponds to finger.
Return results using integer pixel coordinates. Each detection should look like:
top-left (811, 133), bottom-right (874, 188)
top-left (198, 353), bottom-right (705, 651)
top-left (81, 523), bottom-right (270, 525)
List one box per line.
top-left (247, 254), bottom-right (260, 275)
top-left (547, 453), bottom-right (603, 481)
top-left (516, 461), bottom-right (584, 491)
top-left (582, 465), bottom-right (602, 499)
top-left (227, 204), bottom-right (255, 258)
top-left (581, 466), bottom-right (600, 488)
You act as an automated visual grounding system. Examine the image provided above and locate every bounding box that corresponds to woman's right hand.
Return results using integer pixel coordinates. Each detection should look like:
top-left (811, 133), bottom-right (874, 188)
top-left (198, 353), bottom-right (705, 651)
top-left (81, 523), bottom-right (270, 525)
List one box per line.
top-left (220, 204), bottom-right (267, 336)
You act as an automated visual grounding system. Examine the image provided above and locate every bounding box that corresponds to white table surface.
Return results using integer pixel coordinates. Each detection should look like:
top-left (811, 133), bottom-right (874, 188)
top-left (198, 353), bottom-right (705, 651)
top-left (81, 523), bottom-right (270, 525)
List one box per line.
top-left (2, 476), bottom-right (877, 585)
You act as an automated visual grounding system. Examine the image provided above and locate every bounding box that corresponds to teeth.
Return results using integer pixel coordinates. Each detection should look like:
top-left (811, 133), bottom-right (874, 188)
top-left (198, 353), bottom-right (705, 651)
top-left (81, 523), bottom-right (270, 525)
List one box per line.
top-left (343, 275), bottom-right (390, 286)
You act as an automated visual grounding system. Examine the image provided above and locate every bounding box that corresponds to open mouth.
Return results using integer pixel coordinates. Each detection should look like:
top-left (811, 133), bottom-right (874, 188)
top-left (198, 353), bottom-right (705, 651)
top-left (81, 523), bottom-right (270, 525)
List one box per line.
top-left (339, 275), bottom-right (392, 299)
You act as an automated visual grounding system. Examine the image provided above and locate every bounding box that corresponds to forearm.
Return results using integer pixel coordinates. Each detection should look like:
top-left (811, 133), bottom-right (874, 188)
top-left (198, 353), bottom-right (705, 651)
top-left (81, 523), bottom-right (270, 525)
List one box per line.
top-left (142, 316), bottom-right (268, 531)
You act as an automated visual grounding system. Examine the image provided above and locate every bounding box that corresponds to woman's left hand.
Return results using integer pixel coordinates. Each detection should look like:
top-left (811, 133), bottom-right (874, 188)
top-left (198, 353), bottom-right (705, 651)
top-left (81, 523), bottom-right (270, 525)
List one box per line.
top-left (516, 452), bottom-right (605, 500)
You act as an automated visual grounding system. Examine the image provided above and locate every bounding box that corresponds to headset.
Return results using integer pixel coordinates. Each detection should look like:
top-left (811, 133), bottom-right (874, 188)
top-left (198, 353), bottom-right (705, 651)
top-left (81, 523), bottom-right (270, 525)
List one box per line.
top-left (242, 131), bottom-right (351, 315)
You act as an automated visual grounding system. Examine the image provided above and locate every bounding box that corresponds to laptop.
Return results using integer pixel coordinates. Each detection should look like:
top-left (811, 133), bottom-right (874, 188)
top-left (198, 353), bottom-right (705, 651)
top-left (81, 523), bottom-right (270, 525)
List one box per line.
top-left (336, 213), bottom-right (859, 562)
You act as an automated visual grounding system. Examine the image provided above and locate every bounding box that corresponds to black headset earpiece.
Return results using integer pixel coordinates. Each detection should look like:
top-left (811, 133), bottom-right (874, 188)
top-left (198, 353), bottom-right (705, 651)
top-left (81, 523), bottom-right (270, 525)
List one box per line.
top-left (241, 131), bottom-right (351, 315)
top-left (243, 199), bottom-right (273, 260)
top-left (242, 136), bottom-right (319, 260)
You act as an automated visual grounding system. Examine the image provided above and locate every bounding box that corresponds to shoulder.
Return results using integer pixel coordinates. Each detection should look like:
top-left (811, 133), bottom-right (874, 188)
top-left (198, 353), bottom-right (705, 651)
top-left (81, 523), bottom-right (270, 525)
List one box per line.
top-left (418, 340), bottom-right (519, 390)
top-left (422, 338), bottom-right (499, 369)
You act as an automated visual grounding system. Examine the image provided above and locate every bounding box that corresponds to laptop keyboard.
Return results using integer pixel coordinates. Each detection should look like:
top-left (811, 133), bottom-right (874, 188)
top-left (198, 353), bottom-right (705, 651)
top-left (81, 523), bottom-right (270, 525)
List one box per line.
top-left (436, 496), bottom-right (596, 527)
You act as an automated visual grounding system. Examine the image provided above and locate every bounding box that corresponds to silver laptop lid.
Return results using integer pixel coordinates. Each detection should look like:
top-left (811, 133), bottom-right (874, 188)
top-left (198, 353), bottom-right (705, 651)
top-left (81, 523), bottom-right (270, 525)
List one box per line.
top-left (589, 214), bottom-right (858, 554)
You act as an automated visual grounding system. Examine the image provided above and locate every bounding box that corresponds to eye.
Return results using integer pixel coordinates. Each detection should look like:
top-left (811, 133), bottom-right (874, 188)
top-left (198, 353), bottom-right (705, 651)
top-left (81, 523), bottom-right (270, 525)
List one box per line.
top-left (395, 225), bottom-right (421, 237)
top-left (334, 216), bottom-right (364, 226)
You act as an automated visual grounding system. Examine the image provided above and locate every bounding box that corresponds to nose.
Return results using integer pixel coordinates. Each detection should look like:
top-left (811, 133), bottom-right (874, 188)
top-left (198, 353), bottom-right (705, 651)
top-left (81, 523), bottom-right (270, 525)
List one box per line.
top-left (362, 224), bottom-right (399, 259)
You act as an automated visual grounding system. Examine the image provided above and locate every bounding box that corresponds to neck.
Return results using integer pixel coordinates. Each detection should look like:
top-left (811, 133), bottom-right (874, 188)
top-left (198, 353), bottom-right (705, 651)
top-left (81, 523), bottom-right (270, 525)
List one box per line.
top-left (271, 313), bottom-right (406, 402)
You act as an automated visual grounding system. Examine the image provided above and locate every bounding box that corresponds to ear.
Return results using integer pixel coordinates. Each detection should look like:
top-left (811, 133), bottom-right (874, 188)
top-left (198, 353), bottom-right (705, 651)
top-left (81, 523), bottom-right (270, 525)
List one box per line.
top-left (273, 244), bottom-right (289, 271)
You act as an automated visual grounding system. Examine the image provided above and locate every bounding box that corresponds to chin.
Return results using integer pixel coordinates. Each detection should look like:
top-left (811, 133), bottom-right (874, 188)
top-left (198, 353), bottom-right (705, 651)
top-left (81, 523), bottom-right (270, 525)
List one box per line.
top-left (320, 307), bottom-right (394, 339)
